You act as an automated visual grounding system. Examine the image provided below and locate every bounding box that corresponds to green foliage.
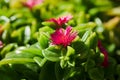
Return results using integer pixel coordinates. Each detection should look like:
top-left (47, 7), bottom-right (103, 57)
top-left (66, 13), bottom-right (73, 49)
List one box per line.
top-left (88, 68), bottom-right (104, 80)
top-left (85, 32), bottom-right (98, 49)
top-left (42, 45), bottom-right (61, 62)
top-left (39, 62), bottom-right (56, 80)
top-left (0, 0), bottom-right (119, 80)
top-left (38, 32), bottom-right (49, 49)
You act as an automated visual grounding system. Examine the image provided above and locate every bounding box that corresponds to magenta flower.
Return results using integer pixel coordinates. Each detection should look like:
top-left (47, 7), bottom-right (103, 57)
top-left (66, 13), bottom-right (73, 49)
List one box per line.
top-left (98, 40), bottom-right (108, 67)
top-left (23, 0), bottom-right (43, 9)
top-left (50, 26), bottom-right (77, 47)
top-left (48, 15), bottom-right (73, 28)
top-left (0, 40), bottom-right (3, 48)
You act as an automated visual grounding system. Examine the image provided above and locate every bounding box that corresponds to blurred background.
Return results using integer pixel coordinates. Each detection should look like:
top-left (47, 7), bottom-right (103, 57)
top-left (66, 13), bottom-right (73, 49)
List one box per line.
top-left (0, 0), bottom-right (120, 80)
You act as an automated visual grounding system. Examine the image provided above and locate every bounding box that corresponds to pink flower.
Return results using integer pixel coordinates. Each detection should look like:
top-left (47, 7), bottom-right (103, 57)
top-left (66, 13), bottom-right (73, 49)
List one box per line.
top-left (50, 26), bottom-right (77, 47)
top-left (23, 0), bottom-right (43, 9)
top-left (98, 40), bottom-right (108, 67)
top-left (48, 15), bottom-right (73, 28)
top-left (0, 40), bottom-right (3, 48)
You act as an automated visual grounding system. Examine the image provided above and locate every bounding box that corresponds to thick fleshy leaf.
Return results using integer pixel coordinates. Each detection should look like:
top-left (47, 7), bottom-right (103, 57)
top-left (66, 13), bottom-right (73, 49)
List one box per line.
top-left (81, 29), bottom-right (91, 42)
top-left (95, 18), bottom-right (104, 33)
top-left (38, 32), bottom-right (49, 49)
top-left (33, 57), bottom-right (47, 67)
top-left (0, 58), bottom-right (35, 66)
top-left (4, 47), bottom-right (43, 59)
top-left (72, 41), bottom-right (88, 59)
top-left (42, 46), bottom-right (61, 62)
top-left (60, 46), bottom-right (75, 68)
top-left (66, 46), bottom-right (75, 57)
top-left (88, 68), bottom-right (104, 80)
top-left (39, 26), bottom-right (53, 33)
top-left (85, 32), bottom-right (98, 49)
top-left (1, 43), bottom-right (18, 57)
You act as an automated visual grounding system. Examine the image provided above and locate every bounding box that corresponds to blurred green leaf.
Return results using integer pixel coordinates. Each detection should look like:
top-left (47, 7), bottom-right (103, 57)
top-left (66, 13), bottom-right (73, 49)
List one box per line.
top-left (39, 62), bottom-right (56, 80)
top-left (55, 62), bottom-right (64, 80)
top-left (85, 59), bottom-right (95, 71)
top-left (38, 32), bottom-right (49, 49)
top-left (33, 57), bottom-right (47, 67)
top-left (4, 47), bottom-right (43, 59)
top-left (66, 46), bottom-right (75, 57)
top-left (1, 43), bottom-right (18, 57)
top-left (88, 68), bottom-right (104, 80)
top-left (11, 63), bottom-right (40, 80)
top-left (81, 29), bottom-right (92, 42)
top-left (85, 32), bottom-right (98, 49)
top-left (42, 46), bottom-right (61, 61)
top-left (72, 41), bottom-right (88, 60)
top-left (0, 65), bottom-right (20, 80)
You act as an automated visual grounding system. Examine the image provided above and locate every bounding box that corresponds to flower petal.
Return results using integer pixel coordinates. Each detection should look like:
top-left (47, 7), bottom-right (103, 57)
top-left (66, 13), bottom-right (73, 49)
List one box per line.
top-left (23, 0), bottom-right (43, 9)
top-left (51, 26), bottom-right (77, 47)
top-left (48, 15), bottom-right (73, 28)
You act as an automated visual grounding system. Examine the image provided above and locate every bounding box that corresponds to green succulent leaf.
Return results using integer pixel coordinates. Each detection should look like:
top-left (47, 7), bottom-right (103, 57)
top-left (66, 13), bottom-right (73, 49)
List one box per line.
top-left (33, 57), bottom-right (47, 67)
top-left (38, 32), bottom-right (49, 49)
top-left (81, 29), bottom-right (92, 42)
top-left (1, 43), bottom-right (18, 57)
top-left (5, 47), bottom-right (43, 59)
top-left (85, 32), bottom-right (98, 49)
top-left (66, 46), bottom-right (75, 57)
top-left (42, 46), bottom-right (61, 62)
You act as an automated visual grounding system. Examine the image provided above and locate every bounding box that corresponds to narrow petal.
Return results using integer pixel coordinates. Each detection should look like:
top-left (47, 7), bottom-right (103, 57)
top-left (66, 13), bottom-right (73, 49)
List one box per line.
top-left (50, 26), bottom-right (77, 47)
top-left (65, 26), bottom-right (72, 35)
top-left (48, 15), bottom-right (73, 28)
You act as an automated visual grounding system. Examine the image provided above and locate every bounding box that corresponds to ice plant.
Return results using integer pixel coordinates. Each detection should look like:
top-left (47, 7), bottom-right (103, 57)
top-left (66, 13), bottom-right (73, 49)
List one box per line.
top-left (48, 15), bottom-right (73, 28)
top-left (50, 26), bottom-right (77, 47)
top-left (98, 40), bottom-right (108, 67)
top-left (0, 40), bottom-right (3, 48)
top-left (23, 0), bottom-right (43, 9)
